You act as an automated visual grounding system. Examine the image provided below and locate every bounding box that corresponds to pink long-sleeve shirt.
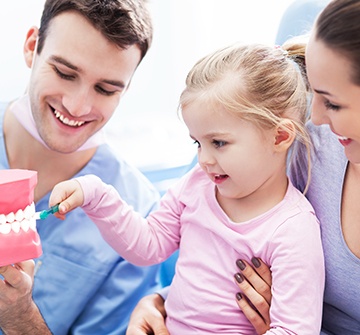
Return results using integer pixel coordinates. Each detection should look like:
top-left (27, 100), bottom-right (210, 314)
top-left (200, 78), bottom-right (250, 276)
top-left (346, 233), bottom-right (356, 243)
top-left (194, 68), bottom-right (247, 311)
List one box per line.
top-left (78, 165), bottom-right (324, 334)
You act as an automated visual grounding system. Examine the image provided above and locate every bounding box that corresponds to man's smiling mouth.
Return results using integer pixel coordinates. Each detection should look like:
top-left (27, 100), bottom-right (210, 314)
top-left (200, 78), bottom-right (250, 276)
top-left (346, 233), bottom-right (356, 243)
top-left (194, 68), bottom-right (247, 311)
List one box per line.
top-left (53, 109), bottom-right (86, 127)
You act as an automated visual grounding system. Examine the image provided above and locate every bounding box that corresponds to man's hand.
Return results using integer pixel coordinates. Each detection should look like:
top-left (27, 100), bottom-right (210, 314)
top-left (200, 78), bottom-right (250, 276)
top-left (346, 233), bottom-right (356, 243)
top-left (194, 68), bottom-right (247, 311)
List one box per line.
top-left (126, 293), bottom-right (169, 335)
top-left (0, 261), bottom-right (52, 335)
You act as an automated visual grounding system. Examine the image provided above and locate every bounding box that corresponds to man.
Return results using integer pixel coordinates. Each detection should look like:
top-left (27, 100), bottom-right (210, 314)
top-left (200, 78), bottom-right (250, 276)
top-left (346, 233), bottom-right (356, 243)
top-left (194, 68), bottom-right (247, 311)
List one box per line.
top-left (0, 1), bottom-right (160, 334)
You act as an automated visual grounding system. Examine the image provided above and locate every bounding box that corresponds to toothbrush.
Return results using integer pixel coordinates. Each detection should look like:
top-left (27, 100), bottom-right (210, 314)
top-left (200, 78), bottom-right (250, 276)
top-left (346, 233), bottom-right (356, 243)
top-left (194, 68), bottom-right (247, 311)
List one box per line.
top-left (34, 204), bottom-right (60, 220)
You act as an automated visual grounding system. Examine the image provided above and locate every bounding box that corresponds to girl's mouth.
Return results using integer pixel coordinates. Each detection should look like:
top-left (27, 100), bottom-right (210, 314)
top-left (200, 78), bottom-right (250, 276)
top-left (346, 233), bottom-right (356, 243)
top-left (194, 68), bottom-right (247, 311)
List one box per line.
top-left (214, 174), bottom-right (229, 184)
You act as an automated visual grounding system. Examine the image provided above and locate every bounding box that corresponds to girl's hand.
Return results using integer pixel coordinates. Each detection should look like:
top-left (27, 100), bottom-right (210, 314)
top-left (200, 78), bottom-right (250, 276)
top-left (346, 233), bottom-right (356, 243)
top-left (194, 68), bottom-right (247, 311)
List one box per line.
top-left (234, 258), bottom-right (272, 334)
top-left (49, 179), bottom-right (84, 219)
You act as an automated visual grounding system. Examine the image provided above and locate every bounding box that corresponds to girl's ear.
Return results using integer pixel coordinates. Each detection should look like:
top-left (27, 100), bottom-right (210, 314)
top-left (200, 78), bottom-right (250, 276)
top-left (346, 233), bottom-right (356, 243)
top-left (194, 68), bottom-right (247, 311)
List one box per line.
top-left (274, 119), bottom-right (296, 151)
top-left (23, 27), bottom-right (39, 69)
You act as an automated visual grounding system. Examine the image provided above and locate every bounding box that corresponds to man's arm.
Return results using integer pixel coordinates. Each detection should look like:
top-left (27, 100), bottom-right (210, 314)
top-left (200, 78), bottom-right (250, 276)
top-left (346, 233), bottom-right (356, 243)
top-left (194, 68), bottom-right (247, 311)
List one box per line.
top-left (126, 293), bottom-right (169, 335)
top-left (0, 261), bottom-right (52, 335)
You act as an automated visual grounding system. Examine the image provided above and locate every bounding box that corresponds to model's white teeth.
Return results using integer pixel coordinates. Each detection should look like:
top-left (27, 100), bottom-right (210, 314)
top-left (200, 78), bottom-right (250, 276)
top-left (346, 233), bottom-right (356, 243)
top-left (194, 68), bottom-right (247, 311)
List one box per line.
top-left (6, 212), bottom-right (15, 223)
top-left (21, 219), bottom-right (30, 232)
top-left (54, 110), bottom-right (85, 127)
top-left (24, 203), bottom-right (35, 220)
top-left (12, 221), bottom-right (20, 234)
top-left (337, 135), bottom-right (349, 141)
top-left (0, 224), bottom-right (11, 234)
top-left (15, 209), bottom-right (24, 222)
top-left (0, 218), bottom-right (37, 235)
top-left (0, 203), bottom-right (37, 234)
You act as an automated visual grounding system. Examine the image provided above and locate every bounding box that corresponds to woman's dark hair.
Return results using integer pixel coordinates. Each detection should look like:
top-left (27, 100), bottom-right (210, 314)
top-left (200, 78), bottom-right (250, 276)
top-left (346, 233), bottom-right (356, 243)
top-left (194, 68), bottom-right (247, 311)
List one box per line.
top-left (315, 0), bottom-right (360, 85)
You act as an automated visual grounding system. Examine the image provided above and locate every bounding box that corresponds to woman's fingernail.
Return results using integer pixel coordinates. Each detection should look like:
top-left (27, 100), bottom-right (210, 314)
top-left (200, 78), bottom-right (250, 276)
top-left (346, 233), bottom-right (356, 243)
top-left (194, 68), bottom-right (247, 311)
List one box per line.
top-left (234, 273), bottom-right (244, 283)
top-left (251, 257), bottom-right (261, 268)
top-left (236, 292), bottom-right (242, 301)
top-left (236, 259), bottom-right (246, 270)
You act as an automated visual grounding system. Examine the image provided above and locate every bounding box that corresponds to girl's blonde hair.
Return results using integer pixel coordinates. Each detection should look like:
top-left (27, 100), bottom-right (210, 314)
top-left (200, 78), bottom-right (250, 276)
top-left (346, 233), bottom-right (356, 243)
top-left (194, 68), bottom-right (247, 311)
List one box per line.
top-left (179, 42), bottom-right (312, 193)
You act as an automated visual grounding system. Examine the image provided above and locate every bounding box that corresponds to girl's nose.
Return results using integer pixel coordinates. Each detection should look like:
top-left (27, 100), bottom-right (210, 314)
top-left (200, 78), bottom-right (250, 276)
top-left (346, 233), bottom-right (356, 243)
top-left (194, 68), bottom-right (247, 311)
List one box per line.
top-left (198, 148), bottom-right (215, 167)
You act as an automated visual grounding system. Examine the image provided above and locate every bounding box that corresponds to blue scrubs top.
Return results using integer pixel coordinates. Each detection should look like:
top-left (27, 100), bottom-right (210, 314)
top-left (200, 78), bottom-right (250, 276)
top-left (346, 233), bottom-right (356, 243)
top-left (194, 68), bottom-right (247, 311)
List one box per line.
top-left (0, 102), bottom-right (161, 335)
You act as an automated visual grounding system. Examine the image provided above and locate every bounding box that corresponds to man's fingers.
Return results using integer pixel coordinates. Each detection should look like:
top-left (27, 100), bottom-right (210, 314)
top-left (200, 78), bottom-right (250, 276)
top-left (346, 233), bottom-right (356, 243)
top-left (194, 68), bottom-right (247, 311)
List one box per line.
top-left (126, 294), bottom-right (169, 335)
top-left (14, 260), bottom-right (35, 279)
top-left (0, 262), bottom-right (34, 289)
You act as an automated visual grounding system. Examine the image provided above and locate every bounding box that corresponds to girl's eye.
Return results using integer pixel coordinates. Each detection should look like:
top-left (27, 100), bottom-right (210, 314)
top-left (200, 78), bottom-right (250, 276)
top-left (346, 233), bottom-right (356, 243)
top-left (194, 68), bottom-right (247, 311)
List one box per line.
top-left (212, 140), bottom-right (227, 148)
top-left (324, 99), bottom-right (341, 111)
top-left (54, 66), bottom-right (75, 80)
top-left (193, 140), bottom-right (200, 148)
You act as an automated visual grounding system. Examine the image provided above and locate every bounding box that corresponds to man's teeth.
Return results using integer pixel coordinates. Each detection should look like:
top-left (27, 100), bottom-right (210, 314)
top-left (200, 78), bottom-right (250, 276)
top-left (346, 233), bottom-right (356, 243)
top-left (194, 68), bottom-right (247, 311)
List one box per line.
top-left (54, 110), bottom-right (85, 127)
top-left (0, 203), bottom-right (37, 234)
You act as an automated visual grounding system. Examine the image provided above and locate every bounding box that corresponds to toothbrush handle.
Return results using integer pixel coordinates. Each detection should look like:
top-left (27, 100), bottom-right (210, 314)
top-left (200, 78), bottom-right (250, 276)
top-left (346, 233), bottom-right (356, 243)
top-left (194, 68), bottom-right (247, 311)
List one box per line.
top-left (49, 204), bottom-right (60, 214)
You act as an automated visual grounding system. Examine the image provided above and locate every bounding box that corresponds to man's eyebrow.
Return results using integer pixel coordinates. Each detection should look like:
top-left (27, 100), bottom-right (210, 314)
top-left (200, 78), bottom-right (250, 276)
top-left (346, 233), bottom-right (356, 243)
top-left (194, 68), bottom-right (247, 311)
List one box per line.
top-left (49, 55), bottom-right (126, 88)
top-left (49, 55), bottom-right (79, 71)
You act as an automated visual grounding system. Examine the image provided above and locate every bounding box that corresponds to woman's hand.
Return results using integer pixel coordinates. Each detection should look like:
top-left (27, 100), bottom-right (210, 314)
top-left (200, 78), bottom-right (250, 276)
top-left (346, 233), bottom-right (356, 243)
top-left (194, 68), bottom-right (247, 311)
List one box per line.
top-left (126, 293), bottom-right (169, 335)
top-left (234, 258), bottom-right (272, 334)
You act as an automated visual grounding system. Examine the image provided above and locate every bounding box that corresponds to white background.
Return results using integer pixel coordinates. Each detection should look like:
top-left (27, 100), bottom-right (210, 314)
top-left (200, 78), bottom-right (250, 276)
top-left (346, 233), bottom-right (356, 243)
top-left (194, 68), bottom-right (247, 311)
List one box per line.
top-left (0, 1), bottom-right (298, 170)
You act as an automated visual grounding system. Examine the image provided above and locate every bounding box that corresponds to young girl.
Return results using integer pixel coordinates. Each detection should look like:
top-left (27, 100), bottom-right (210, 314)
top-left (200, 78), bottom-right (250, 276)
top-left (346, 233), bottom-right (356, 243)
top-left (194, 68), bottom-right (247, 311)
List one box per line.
top-left (50, 43), bottom-right (324, 334)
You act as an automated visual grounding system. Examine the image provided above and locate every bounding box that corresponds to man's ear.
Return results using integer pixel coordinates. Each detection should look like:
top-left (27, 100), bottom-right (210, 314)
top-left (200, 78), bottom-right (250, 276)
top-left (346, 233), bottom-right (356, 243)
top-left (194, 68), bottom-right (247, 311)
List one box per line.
top-left (274, 119), bottom-right (296, 151)
top-left (23, 27), bottom-right (39, 69)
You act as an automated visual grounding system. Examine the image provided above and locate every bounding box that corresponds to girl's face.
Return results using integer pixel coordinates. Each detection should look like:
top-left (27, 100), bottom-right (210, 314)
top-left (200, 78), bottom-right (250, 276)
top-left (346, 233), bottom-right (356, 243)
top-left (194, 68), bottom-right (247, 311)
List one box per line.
top-left (306, 33), bottom-right (360, 163)
top-left (181, 99), bottom-right (286, 203)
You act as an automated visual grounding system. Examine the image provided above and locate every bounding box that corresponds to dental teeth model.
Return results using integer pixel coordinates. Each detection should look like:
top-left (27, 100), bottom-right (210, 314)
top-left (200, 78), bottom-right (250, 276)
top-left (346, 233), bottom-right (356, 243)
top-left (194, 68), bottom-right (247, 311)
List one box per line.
top-left (0, 169), bottom-right (42, 266)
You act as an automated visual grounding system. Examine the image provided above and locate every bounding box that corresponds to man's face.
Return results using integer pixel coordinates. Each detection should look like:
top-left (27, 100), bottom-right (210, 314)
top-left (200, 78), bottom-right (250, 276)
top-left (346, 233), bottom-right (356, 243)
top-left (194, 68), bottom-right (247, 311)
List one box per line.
top-left (25, 11), bottom-right (141, 153)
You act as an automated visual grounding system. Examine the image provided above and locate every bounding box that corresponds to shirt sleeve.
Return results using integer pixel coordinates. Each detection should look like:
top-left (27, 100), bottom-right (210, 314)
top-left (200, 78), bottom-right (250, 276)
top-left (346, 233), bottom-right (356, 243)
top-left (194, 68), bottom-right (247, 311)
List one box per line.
top-left (264, 211), bottom-right (325, 334)
top-left (76, 174), bottom-right (182, 266)
top-left (157, 286), bottom-right (170, 300)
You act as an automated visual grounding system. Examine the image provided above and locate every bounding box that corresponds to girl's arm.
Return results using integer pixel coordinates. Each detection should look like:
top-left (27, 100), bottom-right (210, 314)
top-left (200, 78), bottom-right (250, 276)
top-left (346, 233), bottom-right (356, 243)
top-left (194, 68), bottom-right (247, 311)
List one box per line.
top-left (50, 174), bottom-right (181, 266)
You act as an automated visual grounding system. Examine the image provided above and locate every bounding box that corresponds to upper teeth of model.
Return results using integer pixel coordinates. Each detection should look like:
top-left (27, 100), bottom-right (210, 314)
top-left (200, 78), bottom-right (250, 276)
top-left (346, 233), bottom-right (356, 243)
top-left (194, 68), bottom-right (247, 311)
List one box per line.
top-left (337, 135), bottom-right (349, 141)
top-left (54, 110), bottom-right (85, 127)
top-left (0, 203), bottom-right (37, 234)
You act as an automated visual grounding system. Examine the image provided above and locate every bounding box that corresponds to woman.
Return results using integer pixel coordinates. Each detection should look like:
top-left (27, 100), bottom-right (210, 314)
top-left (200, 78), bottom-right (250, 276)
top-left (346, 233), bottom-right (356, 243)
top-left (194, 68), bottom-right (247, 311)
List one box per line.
top-left (126, 0), bottom-right (360, 334)
top-left (240, 1), bottom-right (360, 333)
